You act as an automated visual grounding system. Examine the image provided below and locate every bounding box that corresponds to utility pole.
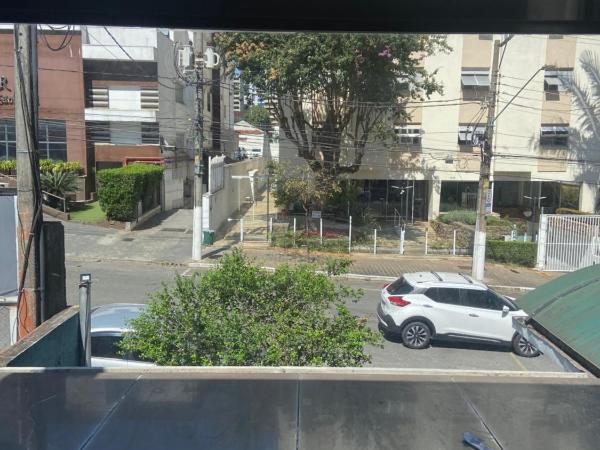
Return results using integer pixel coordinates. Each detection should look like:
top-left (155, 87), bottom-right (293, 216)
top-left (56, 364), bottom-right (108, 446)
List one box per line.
top-left (191, 40), bottom-right (220, 261)
top-left (14, 24), bottom-right (42, 338)
top-left (472, 39), bottom-right (500, 280)
top-left (192, 60), bottom-right (205, 261)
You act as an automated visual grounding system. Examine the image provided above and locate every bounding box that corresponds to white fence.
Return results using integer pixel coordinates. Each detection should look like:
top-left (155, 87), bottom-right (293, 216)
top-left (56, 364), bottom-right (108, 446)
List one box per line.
top-left (537, 214), bottom-right (600, 271)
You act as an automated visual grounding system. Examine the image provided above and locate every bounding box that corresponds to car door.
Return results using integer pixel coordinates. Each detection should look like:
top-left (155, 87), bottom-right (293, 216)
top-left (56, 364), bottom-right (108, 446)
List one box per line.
top-left (423, 287), bottom-right (465, 335)
top-left (459, 288), bottom-right (513, 342)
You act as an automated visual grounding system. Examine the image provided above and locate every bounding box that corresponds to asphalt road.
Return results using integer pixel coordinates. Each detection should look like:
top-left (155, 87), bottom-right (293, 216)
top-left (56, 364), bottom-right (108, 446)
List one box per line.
top-left (66, 259), bottom-right (562, 373)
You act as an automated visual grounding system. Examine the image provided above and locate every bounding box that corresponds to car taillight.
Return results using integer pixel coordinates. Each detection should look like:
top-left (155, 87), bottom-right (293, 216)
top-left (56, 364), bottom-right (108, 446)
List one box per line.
top-left (388, 296), bottom-right (410, 307)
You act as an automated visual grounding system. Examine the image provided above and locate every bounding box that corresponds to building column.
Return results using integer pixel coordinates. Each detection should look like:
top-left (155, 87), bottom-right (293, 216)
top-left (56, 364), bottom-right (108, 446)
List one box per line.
top-left (579, 182), bottom-right (598, 213)
top-left (427, 179), bottom-right (441, 221)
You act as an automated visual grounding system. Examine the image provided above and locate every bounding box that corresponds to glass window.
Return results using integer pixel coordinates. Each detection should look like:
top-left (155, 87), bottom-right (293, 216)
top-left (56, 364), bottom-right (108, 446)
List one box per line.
top-left (91, 335), bottom-right (123, 359)
top-left (38, 120), bottom-right (67, 160)
top-left (461, 289), bottom-right (505, 310)
top-left (0, 119), bottom-right (15, 160)
top-left (426, 287), bottom-right (461, 305)
top-left (387, 277), bottom-right (414, 295)
top-left (110, 122), bottom-right (142, 145)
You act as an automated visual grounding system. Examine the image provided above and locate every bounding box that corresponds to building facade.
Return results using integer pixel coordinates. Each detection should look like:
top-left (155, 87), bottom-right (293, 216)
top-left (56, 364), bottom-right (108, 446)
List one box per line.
top-left (279, 34), bottom-right (600, 221)
top-left (0, 26), bottom-right (87, 197)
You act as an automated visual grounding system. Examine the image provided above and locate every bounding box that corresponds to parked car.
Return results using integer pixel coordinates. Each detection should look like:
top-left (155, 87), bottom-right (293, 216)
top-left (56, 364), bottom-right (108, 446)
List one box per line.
top-left (377, 272), bottom-right (540, 357)
top-left (91, 303), bottom-right (154, 368)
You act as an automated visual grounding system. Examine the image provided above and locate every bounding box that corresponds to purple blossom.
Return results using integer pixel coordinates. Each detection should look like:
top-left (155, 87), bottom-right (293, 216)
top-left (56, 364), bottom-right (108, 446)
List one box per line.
top-left (378, 46), bottom-right (392, 58)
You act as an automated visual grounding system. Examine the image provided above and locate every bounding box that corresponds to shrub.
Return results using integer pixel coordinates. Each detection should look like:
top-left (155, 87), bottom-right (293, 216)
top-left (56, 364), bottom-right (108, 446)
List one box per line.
top-left (486, 240), bottom-right (537, 267)
top-left (41, 169), bottom-right (78, 198)
top-left (97, 163), bottom-right (163, 221)
top-left (0, 159), bottom-right (16, 174)
top-left (119, 250), bottom-right (381, 366)
top-left (555, 208), bottom-right (589, 215)
top-left (438, 209), bottom-right (477, 225)
top-left (53, 161), bottom-right (84, 175)
top-left (486, 216), bottom-right (513, 227)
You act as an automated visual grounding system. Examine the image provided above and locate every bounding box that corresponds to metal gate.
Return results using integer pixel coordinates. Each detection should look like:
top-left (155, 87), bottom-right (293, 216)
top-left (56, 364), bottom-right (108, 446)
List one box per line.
top-left (537, 214), bottom-right (600, 271)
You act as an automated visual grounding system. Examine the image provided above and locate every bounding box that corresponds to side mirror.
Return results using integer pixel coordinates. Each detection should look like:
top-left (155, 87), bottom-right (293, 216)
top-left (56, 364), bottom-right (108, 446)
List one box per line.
top-left (502, 305), bottom-right (510, 314)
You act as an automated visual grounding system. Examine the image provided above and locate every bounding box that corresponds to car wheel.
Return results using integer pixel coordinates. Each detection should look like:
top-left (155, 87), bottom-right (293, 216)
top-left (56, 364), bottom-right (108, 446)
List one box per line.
top-left (512, 334), bottom-right (540, 357)
top-left (401, 321), bottom-right (431, 349)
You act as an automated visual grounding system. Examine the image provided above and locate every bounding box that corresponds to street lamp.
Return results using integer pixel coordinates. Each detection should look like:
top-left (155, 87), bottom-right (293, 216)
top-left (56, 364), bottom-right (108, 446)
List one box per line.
top-left (391, 184), bottom-right (414, 223)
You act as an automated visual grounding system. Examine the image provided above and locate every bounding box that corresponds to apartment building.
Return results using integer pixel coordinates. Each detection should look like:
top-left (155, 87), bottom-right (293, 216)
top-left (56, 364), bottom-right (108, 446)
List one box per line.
top-left (359, 34), bottom-right (600, 220)
top-left (278, 34), bottom-right (600, 221)
top-left (0, 26), bottom-right (88, 197)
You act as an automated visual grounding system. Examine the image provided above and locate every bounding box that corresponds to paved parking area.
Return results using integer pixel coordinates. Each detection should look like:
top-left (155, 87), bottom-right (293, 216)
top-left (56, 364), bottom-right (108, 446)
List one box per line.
top-left (343, 279), bottom-right (564, 372)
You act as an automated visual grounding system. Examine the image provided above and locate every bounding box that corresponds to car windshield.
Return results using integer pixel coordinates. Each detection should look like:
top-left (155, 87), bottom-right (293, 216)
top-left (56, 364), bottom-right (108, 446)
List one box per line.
top-left (387, 277), bottom-right (415, 295)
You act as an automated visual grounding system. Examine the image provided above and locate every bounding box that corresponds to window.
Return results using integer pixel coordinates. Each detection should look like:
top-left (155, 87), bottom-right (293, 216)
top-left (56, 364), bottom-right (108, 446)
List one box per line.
top-left (0, 119), bottom-right (15, 160)
top-left (425, 287), bottom-right (461, 306)
top-left (38, 120), bottom-right (67, 160)
top-left (458, 124), bottom-right (485, 145)
top-left (108, 87), bottom-right (141, 110)
top-left (540, 125), bottom-right (569, 147)
top-left (110, 122), bottom-right (142, 144)
top-left (461, 70), bottom-right (490, 88)
top-left (387, 277), bottom-right (415, 295)
top-left (544, 70), bottom-right (572, 93)
top-left (461, 289), bottom-right (505, 310)
top-left (91, 335), bottom-right (122, 359)
top-left (394, 126), bottom-right (421, 145)
top-left (141, 122), bottom-right (160, 144)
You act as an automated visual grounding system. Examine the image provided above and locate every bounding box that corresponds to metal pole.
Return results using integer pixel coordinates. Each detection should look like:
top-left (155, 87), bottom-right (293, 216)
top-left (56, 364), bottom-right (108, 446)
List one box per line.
top-left (269, 217), bottom-right (273, 244)
top-left (15, 24), bottom-right (41, 338)
top-left (320, 217), bottom-right (323, 245)
top-left (373, 228), bottom-right (377, 254)
top-left (79, 274), bottom-right (91, 367)
top-left (192, 53), bottom-right (205, 261)
top-left (411, 180), bottom-right (415, 224)
top-left (425, 230), bottom-right (428, 255)
top-left (453, 229), bottom-right (456, 256)
top-left (240, 218), bottom-right (244, 243)
top-left (400, 227), bottom-right (405, 255)
top-left (348, 215), bottom-right (352, 253)
top-left (293, 217), bottom-right (296, 246)
top-left (472, 39), bottom-right (501, 280)
top-left (266, 170), bottom-right (270, 241)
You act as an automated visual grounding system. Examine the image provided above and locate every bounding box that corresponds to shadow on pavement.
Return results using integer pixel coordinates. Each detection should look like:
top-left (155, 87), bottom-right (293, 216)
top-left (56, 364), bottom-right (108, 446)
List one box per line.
top-left (382, 332), bottom-right (517, 354)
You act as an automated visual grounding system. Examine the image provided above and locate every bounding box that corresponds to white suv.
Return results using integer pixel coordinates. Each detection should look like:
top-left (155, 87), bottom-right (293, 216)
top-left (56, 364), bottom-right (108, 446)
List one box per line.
top-left (377, 272), bottom-right (539, 357)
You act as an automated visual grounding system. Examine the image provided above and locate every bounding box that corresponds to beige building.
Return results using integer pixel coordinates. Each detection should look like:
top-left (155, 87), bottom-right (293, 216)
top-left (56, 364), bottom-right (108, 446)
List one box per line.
top-left (280, 34), bottom-right (600, 221)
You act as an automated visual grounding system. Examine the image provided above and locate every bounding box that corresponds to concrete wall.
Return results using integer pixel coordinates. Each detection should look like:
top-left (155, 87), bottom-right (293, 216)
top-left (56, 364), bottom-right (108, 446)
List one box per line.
top-left (0, 307), bottom-right (83, 367)
top-left (202, 158), bottom-right (264, 232)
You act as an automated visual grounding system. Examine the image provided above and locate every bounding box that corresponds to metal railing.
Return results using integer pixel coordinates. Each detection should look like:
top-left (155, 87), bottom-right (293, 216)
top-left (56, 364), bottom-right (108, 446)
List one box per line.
top-left (42, 190), bottom-right (67, 213)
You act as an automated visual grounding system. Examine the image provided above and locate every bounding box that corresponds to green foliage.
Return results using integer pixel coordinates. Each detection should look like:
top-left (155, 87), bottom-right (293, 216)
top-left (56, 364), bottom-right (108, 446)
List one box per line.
top-left (272, 162), bottom-right (341, 216)
top-left (244, 105), bottom-right (271, 130)
top-left (0, 159), bottom-right (83, 175)
top-left (120, 250), bottom-right (381, 366)
top-left (97, 163), bottom-right (163, 221)
top-left (555, 207), bottom-right (589, 215)
top-left (41, 169), bottom-right (78, 198)
top-left (0, 159), bottom-right (16, 174)
top-left (215, 33), bottom-right (449, 174)
top-left (486, 240), bottom-right (537, 267)
top-left (486, 216), bottom-right (514, 227)
top-left (438, 210), bottom-right (477, 225)
top-left (69, 201), bottom-right (106, 224)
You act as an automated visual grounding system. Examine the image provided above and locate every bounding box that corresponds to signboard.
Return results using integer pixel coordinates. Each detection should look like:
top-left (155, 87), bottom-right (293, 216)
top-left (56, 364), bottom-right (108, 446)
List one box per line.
top-left (311, 210), bottom-right (322, 219)
top-left (484, 188), bottom-right (493, 215)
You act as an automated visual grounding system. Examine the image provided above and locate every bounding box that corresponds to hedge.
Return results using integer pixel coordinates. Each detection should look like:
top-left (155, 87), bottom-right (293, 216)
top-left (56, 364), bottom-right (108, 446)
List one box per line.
top-left (486, 240), bottom-right (537, 267)
top-left (97, 163), bottom-right (163, 221)
top-left (438, 210), bottom-right (477, 225)
top-left (555, 207), bottom-right (589, 215)
top-left (0, 159), bottom-right (83, 175)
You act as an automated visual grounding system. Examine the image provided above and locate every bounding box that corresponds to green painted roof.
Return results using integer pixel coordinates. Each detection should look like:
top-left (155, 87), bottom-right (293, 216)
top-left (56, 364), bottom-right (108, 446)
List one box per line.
top-left (518, 264), bottom-right (600, 372)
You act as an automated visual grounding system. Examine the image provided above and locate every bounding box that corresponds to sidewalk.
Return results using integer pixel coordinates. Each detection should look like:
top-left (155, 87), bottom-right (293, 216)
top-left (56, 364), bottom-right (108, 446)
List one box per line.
top-left (195, 244), bottom-right (561, 289)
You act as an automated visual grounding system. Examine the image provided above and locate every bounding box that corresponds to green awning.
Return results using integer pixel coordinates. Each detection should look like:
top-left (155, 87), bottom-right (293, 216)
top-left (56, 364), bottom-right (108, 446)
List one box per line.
top-left (518, 264), bottom-right (600, 373)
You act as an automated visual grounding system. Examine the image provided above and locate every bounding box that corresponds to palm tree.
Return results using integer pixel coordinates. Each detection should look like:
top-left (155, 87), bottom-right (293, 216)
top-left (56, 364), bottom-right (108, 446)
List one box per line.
top-left (41, 169), bottom-right (78, 209)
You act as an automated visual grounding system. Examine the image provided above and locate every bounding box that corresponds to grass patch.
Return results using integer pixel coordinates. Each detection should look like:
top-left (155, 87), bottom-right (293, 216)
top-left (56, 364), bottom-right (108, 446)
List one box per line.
top-left (438, 210), bottom-right (477, 225)
top-left (70, 201), bottom-right (106, 224)
top-left (486, 216), bottom-right (513, 227)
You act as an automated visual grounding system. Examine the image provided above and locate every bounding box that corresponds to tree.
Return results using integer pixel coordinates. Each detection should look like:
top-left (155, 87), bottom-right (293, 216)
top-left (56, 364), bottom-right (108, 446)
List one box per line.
top-left (120, 250), bottom-right (381, 366)
top-left (272, 161), bottom-right (341, 233)
top-left (244, 104), bottom-right (272, 130)
top-left (215, 33), bottom-right (449, 175)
